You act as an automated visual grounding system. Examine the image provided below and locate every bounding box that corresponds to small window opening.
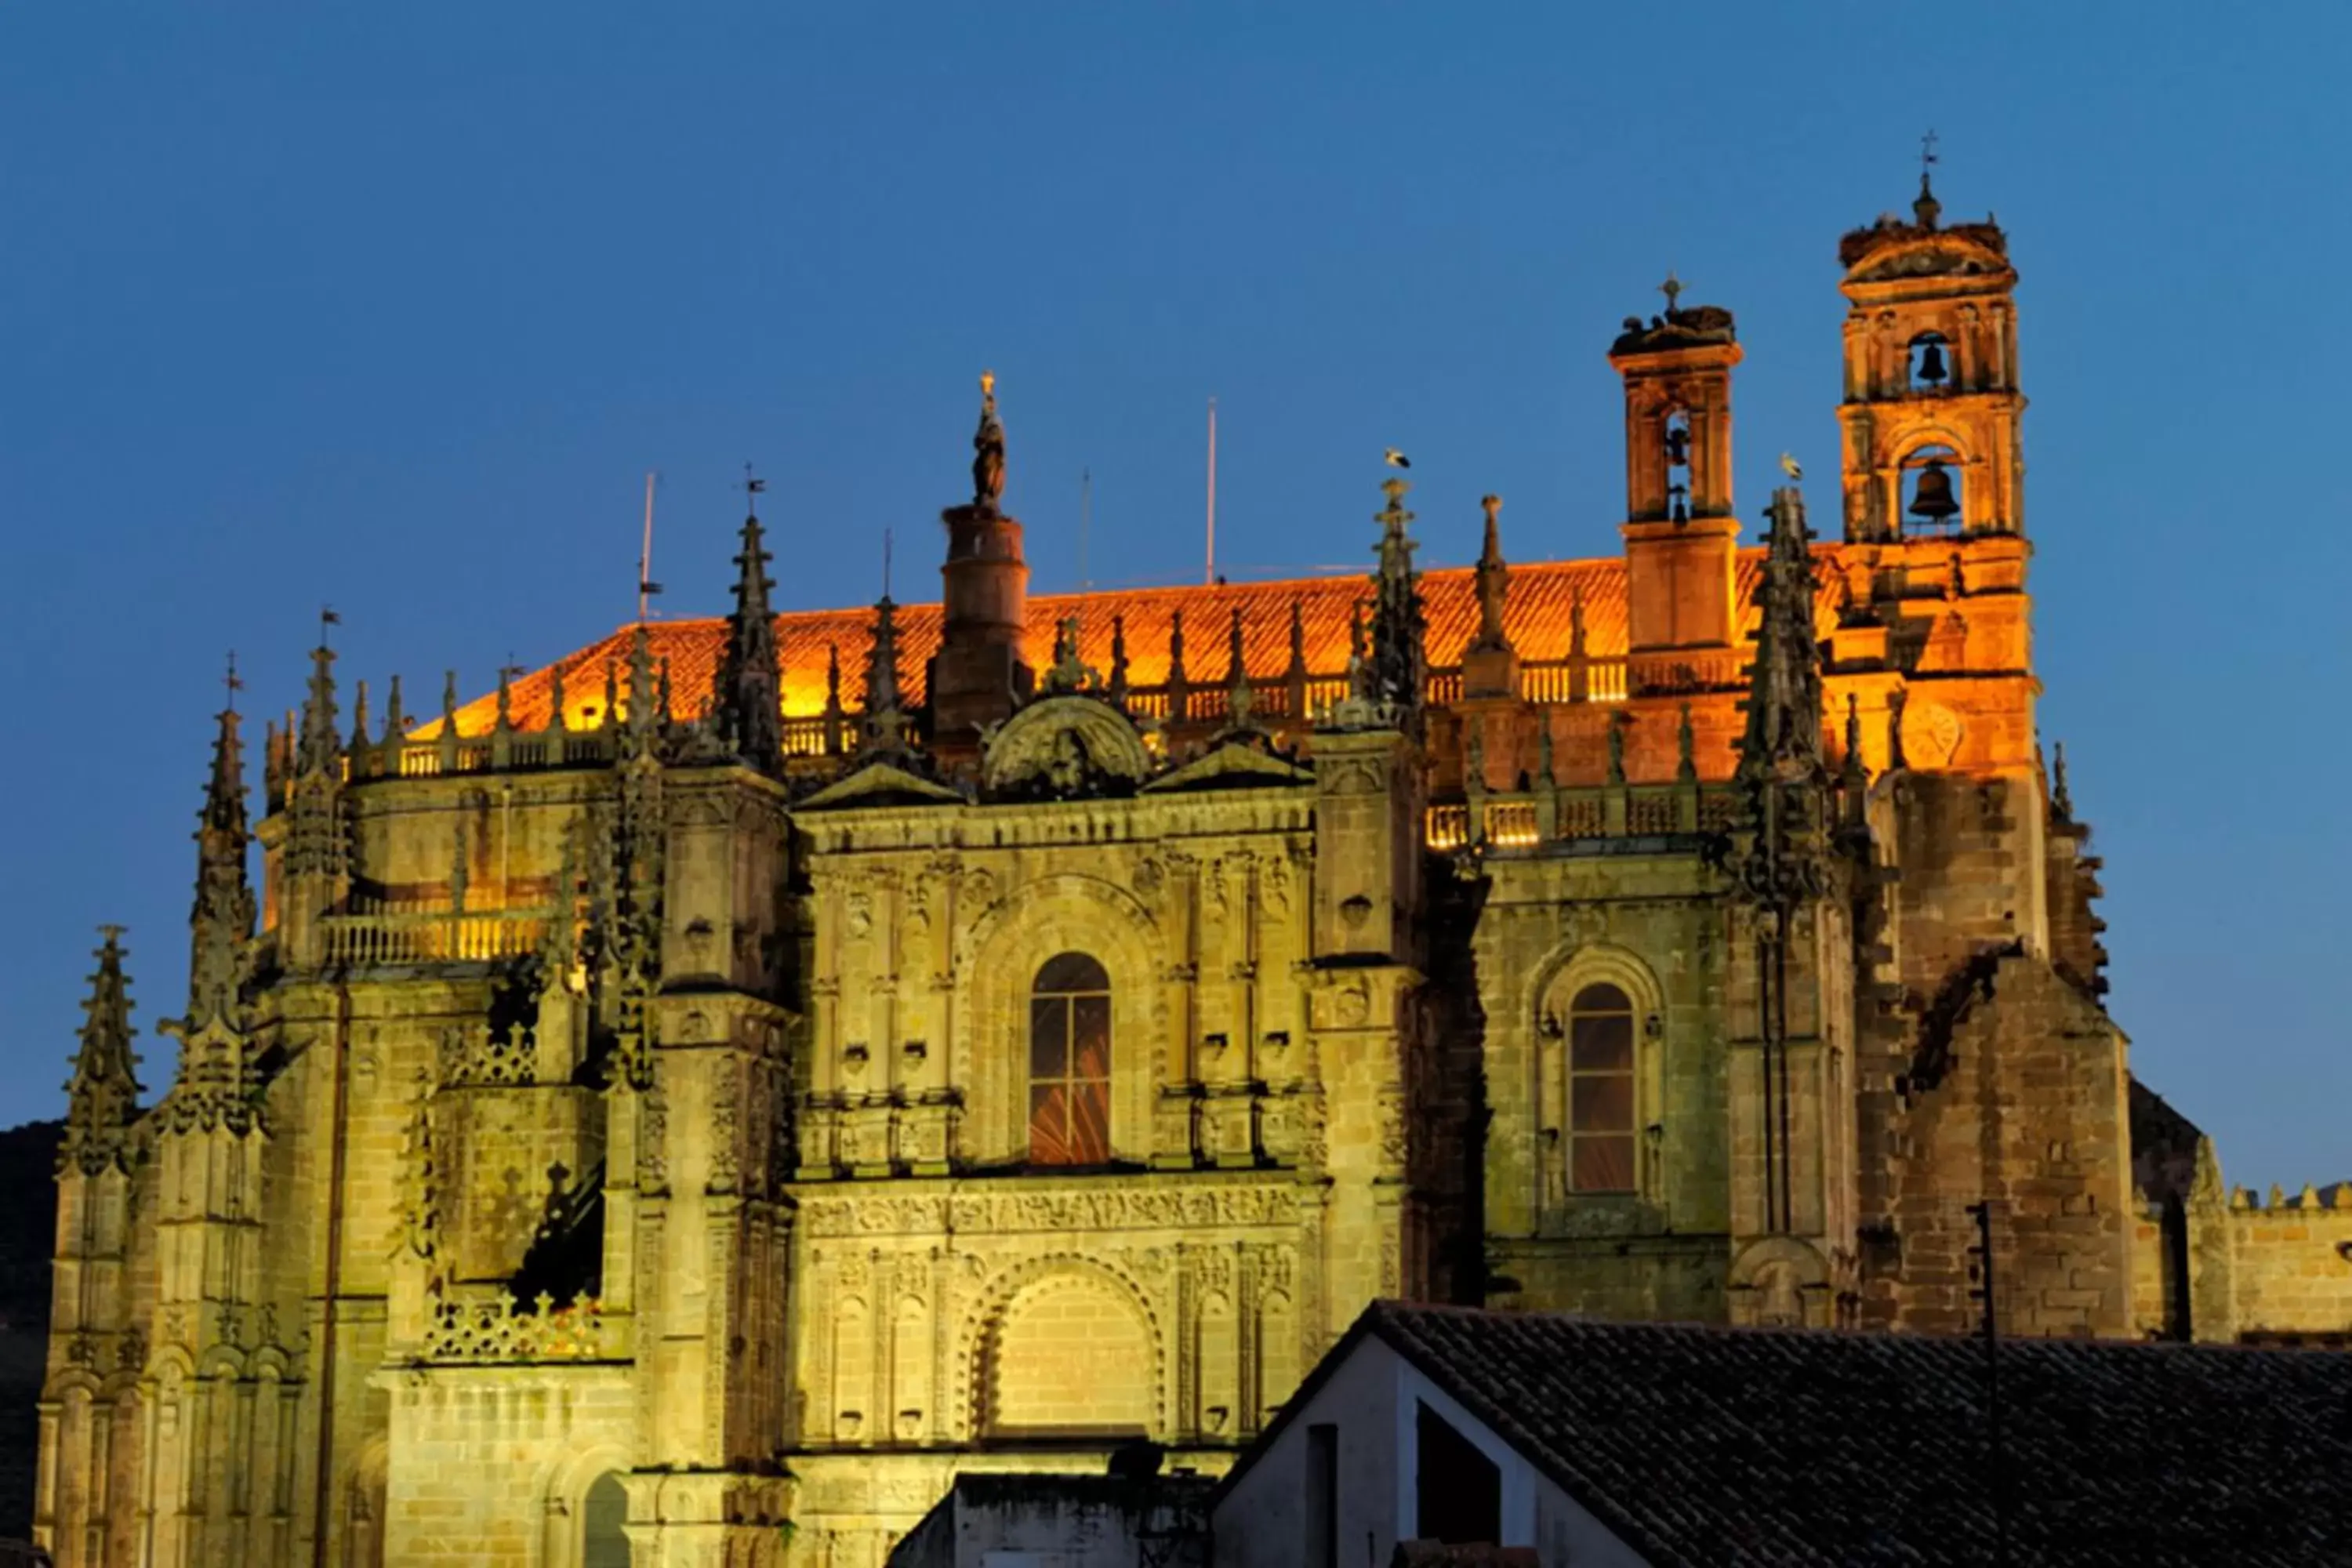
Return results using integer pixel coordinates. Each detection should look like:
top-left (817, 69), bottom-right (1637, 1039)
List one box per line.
top-left (1663, 411), bottom-right (1692, 521)
top-left (1414, 1402), bottom-right (1501, 1545)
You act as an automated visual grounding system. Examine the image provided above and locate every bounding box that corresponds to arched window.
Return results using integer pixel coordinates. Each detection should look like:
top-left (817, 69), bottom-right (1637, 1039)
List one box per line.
top-left (581, 1471), bottom-right (630, 1568)
top-left (1029, 953), bottom-right (1111, 1164)
top-left (1567, 982), bottom-right (1636, 1194)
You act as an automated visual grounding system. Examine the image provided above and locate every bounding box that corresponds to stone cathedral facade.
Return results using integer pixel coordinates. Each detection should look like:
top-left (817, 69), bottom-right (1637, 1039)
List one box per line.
top-left (35, 182), bottom-right (2352, 1566)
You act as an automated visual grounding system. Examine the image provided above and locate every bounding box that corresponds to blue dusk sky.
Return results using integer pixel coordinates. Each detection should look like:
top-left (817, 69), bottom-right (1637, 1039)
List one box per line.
top-left (1, 5), bottom-right (2344, 1186)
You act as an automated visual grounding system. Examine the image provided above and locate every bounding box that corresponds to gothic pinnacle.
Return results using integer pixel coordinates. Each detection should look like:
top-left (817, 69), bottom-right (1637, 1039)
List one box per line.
top-left (714, 509), bottom-right (783, 774)
top-left (1361, 475), bottom-right (1428, 726)
top-left (1735, 485), bottom-right (1828, 789)
top-left (62, 925), bottom-right (143, 1176)
top-left (188, 695), bottom-right (257, 1032)
top-left (202, 690), bottom-right (250, 843)
top-left (1472, 493), bottom-right (1509, 652)
top-left (1733, 483), bottom-right (1833, 908)
top-left (296, 637), bottom-right (340, 776)
top-left (861, 591), bottom-right (909, 753)
top-left (625, 623), bottom-right (659, 737)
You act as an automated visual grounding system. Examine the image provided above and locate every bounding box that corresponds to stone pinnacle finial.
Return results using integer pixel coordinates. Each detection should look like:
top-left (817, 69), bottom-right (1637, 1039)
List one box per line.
top-left (62, 926), bottom-right (143, 1176)
top-left (1355, 474), bottom-right (1428, 731)
top-left (1109, 614), bottom-right (1131, 702)
top-left (2052, 741), bottom-right (2073, 822)
top-left (296, 635), bottom-right (341, 778)
top-left (188, 684), bottom-right (258, 1031)
top-left (1733, 485), bottom-right (1834, 907)
top-left (1472, 494), bottom-right (1509, 652)
top-left (861, 591), bottom-right (909, 753)
top-left (624, 623), bottom-right (659, 739)
top-left (713, 507), bottom-right (783, 774)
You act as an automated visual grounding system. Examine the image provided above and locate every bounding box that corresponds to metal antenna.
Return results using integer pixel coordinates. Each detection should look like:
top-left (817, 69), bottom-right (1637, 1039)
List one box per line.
top-left (636, 471), bottom-right (663, 621)
top-left (1080, 466), bottom-right (1093, 593)
top-left (1204, 397), bottom-right (1218, 586)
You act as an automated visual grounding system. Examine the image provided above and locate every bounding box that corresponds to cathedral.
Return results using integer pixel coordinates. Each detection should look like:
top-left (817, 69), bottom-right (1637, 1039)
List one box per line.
top-left (34, 178), bottom-right (2352, 1567)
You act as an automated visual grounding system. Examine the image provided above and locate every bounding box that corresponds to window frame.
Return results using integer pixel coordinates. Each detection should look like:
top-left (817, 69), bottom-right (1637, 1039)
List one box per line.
top-left (1026, 951), bottom-right (1112, 1167)
top-left (1564, 982), bottom-right (1639, 1196)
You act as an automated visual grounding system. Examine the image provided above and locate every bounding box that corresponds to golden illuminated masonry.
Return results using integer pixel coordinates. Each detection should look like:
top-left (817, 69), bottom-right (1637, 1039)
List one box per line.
top-left (38, 180), bottom-right (2352, 1567)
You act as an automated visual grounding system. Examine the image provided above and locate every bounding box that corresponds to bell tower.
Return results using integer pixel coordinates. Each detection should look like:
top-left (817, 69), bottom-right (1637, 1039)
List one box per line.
top-left (1609, 276), bottom-right (1742, 669)
top-left (1835, 152), bottom-right (2024, 542)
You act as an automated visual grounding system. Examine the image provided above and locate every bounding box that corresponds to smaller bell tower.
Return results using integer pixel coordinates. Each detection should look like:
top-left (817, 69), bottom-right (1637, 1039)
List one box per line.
top-left (1609, 277), bottom-right (1743, 668)
top-left (1836, 147), bottom-right (2024, 542)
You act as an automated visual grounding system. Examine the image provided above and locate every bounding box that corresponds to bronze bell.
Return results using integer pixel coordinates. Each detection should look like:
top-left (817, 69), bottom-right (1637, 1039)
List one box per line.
top-left (1914, 339), bottom-right (1950, 387)
top-left (1909, 460), bottom-right (1960, 526)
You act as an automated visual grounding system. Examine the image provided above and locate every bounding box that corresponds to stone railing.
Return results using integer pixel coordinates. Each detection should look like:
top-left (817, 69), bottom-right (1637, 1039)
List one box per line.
top-left (423, 1290), bottom-right (622, 1363)
top-left (1426, 783), bottom-right (1740, 852)
top-left (268, 650), bottom-right (1658, 797)
top-left (319, 909), bottom-right (552, 967)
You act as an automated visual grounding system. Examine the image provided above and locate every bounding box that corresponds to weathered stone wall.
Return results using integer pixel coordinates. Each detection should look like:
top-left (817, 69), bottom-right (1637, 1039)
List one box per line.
top-left (1473, 847), bottom-right (1733, 1322)
top-left (1868, 951), bottom-right (2133, 1338)
top-left (2224, 1192), bottom-right (2352, 1340)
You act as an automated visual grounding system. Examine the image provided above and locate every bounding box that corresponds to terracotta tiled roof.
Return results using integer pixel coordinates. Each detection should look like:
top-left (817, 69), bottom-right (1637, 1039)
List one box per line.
top-left (1230, 1301), bottom-right (2352, 1568)
top-left (452, 552), bottom-right (1796, 737)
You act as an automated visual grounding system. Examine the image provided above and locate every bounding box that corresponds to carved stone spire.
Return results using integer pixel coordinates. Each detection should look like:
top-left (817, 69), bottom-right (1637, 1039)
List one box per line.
top-left (296, 639), bottom-right (340, 777)
top-left (2052, 740), bottom-right (2074, 822)
top-left (623, 623), bottom-right (659, 743)
top-left (1841, 694), bottom-right (1871, 830)
top-left (1167, 609), bottom-right (1189, 695)
top-left (1108, 615), bottom-right (1131, 702)
top-left (822, 642), bottom-right (845, 753)
top-left (62, 927), bottom-right (143, 1177)
top-left (713, 512), bottom-right (783, 775)
top-left (187, 696), bottom-right (256, 1031)
top-left (1470, 494), bottom-right (1510, 652)
top-left (1733, 485), bottom-right (1832, 906)
top-left (1463, 493), bottom-right (1519, 701)
top-left (1225, 605), bottom-right (1257, 728)
top-left (1359, 477), bottom-right (1427, 729)
top-left (861, 593), bottom-right (910, 753)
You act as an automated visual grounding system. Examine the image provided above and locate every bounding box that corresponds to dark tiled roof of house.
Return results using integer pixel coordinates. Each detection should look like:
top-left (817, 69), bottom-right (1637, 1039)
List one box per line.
top-left (1352, 1303), bottom-right (2352, 1568)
